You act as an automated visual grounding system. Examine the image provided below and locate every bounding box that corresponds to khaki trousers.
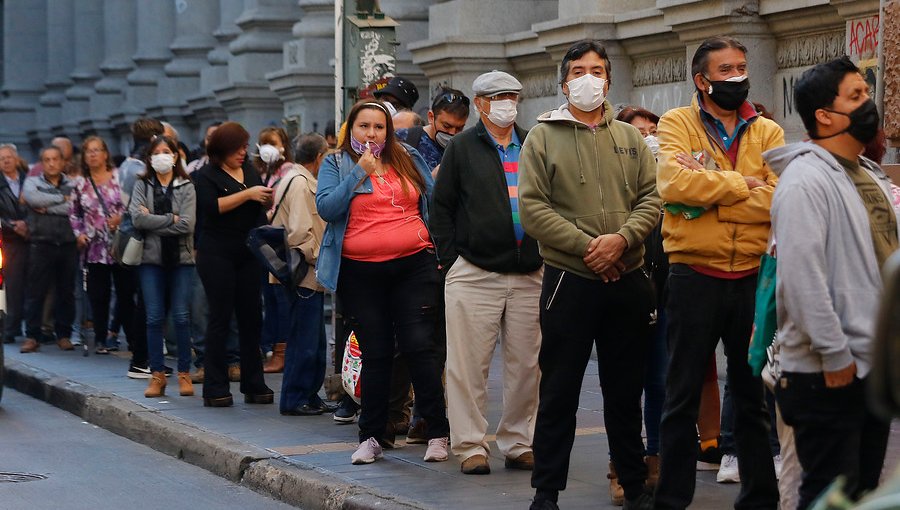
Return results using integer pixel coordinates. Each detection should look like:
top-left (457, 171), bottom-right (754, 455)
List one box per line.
top-left (445, 257), bottom-right (542, 460)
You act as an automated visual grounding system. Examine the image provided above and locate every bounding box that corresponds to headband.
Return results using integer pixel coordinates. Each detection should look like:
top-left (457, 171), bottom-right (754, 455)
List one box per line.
top-left (362, 102), bottom-right (388, 114)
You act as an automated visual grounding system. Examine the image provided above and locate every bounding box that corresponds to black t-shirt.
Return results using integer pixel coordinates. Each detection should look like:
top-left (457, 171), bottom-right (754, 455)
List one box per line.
top-left (193, 161), bottom-right (265, 252)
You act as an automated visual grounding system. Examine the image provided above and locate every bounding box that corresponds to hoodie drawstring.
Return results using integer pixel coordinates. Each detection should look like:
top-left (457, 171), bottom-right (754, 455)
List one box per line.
top-left (604, 115), bottom-right (631, 192)
top-left (574, 123), bottom-right (585, 184)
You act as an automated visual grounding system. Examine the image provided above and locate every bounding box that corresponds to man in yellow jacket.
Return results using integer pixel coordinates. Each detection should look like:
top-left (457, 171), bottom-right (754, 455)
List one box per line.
top-left (654, 36), bottom-right (782, 510)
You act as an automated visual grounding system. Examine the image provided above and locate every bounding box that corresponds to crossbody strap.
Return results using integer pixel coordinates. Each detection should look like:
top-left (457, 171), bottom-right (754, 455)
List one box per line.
top-left (87, 175), bottom-right (111, 217)
top-left (269, 174), bottom-right (299, 225)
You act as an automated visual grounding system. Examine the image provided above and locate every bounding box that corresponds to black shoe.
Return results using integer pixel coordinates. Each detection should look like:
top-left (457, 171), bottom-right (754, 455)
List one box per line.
top-left (244, 391), bottom-right (275, 404)
top-left (333, 395), bottom-right (359, 423)
top-left (3, 336), bottom-right (16, 344)
top-left (281, 404), bottom-right (324, 416)
top-left (203, 395), bottom-right (234, 407)
top-left (311, 398), bottom-right (338, 413)
top-left (529, 499), bottom-right (560, 510)
top-left (697, 443), bottom-right (723, 470)
top-left (623, 493), bottom-right (654, 510)
top-left (127, 362), bottom-right (152, 379)
top-left (164, 366), bottom-right (174, 376)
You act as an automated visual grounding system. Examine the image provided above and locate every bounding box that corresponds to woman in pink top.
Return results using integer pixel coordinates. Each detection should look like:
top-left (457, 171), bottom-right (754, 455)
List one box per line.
top-left (316, 100), bottom-right (450, 466)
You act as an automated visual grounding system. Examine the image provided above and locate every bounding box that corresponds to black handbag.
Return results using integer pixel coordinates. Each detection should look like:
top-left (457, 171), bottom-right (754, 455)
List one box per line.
top-left (245, 176), bottom-right (309, 289)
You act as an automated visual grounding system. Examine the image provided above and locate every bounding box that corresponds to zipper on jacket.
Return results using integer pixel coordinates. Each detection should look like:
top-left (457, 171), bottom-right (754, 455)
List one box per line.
top-left (545, 270), bottom-right (566, 311)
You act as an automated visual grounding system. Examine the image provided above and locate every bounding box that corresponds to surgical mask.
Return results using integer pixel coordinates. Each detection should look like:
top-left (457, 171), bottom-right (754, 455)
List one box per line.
top-left (434, 130), bottom-right (454, 149)
top-left (643, 134), bottom-right (660, 157)
top-left (486, 99), bottom-right (517, 128)
top-left (150, 153), bottom-right (175, 174)
top-left (257, 144), bottom-right (283, 165)
top-left (350, 136), bottom-right (385, 158)
top-left (814, 99), bottom-right (880, 144)
top-left (566, 74), bottom-right (607, 112)
top-left (704, 74), bottom-right (750, 111)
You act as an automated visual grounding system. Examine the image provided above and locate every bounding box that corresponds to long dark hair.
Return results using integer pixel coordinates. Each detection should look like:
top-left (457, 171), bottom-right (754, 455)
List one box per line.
top-left (340, 100), bottom-right (424, 195)
top-left (80, 135), bottom-right (114, 177)
top-left (141, 136), bottom-right (189, 181)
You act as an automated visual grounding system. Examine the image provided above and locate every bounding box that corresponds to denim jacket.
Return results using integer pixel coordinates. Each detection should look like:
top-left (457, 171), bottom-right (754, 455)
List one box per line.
top-left (315, 144), bottom-right (434, 292)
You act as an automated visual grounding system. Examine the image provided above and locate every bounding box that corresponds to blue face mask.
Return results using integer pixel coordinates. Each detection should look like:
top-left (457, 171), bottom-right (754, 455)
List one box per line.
top-left (350, 136), bottom-right (385, 158)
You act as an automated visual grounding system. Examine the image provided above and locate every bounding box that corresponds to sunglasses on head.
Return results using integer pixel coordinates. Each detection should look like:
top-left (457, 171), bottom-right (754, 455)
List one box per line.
top-left (433, 92), bottom-right (469, 108)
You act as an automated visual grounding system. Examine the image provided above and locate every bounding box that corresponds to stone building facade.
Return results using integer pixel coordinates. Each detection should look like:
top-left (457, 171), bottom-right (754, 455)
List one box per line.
top-left (0, 0), bottom-right (890, 161)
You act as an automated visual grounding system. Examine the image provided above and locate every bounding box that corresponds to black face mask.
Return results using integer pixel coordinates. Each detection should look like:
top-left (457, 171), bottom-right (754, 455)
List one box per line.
top-left (814, 99), bottom-right (880, 144)
top-left (704, 76), bottom-right (750, 111)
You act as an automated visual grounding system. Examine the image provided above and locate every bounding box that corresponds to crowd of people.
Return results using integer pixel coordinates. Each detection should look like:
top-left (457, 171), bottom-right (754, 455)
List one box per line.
top-left (3, 35), bottom-right (900, 510)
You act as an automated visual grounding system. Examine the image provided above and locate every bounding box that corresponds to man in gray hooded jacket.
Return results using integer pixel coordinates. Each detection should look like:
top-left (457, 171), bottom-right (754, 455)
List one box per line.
top-left (765, 56), bottom-right (899, 510)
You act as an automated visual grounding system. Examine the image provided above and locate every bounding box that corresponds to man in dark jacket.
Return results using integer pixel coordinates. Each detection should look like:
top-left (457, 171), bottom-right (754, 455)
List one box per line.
top-left (20, 146), bottom-right (77, 353)
top-left (431, 70), bottom-right (543, 475)
top-left (0, 143), bottom-right (30, 344)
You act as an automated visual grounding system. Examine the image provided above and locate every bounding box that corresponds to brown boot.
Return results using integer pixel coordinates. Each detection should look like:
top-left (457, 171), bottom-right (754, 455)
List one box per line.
top-left (645, 455), bottom-right (660, 490)
top-left (228, 364), bottom-right (241, 382)
top-left (190, 367), bottom-right (204, 383)
top-left (144, 371), bottom-right (167, 398)
top-left (608, 461), bottom-right (625, 506)
top-left (263, 342), bottom-right (286, 373)
top-left (57, 337), bottom-right (74, 351)
top-left (20, 338), bottom-right (40, 353)
top-left (178, 372), bottom-right (194, 396)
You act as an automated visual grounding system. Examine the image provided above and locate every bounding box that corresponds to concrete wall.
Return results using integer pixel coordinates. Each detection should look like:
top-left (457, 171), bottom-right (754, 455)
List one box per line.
top-left (0, 0), bottom-right (889, 161)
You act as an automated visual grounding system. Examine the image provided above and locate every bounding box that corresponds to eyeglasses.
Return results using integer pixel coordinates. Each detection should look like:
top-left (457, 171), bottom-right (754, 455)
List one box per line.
top-left (433, 92), bottom-right (470, 109)
top-left (85, 148), bottom-right (106, 155)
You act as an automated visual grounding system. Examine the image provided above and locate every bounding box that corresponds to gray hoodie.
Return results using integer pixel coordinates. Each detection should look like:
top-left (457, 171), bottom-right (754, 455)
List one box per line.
top-left (764, 141), bottom-right (899, 378)
top-left (130, 177), bottom-right (196, 266)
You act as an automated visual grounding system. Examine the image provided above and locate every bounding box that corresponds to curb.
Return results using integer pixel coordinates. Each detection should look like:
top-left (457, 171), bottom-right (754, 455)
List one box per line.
top-left (3, 358), bottom-right (430, 510)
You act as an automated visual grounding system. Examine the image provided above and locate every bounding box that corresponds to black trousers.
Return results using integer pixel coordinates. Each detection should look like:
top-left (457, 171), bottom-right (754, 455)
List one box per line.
top-left (197, 245), bottom-right (268, 399)
top-left (776, 373), bottom-right (889, 510)
top-left (24, 243), bottom-right (76, 340)
top-left (3, 240), bottom-right (28, 340)
top-left (86, 263), bottom-right (145, 363)
top-left (531, 266), bottom-right (652, 501)
top-left (337, 249), bottom-right (449, 444)
top-left (655, 264), bottom-right (778, 510)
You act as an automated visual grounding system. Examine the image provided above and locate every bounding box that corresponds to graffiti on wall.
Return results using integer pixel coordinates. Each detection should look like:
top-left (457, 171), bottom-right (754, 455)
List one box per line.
top-left (847, 15), bottom-right (879, 62)
top-left (358, 30), bottom-right (395, 89)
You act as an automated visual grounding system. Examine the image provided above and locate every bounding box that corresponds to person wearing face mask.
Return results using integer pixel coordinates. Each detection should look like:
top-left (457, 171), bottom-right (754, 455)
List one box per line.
top-left (764, 56), bottom-right (897, 510)
top-left (518, 41), bottom-right (661, 510)
top-left (429, 70), bottom-right (543, 475)
top-left (653, 36), bottom-right (782, 510)
top-left (396, 87), bottom-right (470, 174)
top-left (130, 136), bottom-right (197, 398)
top-left (254, 127), bottom-right (297, 373)
top-left (316, 100), bottom-right (450, 466)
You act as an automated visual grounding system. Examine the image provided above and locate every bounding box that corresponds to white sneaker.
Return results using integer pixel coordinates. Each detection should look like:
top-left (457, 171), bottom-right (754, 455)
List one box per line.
top-left (773, 454), bottom-right (783, 480)
top-left (716, 454), bottom-right (740, 483)
top-left (423, 437), bottom-right (449, 462)
top-left (351, 437), bottom-right (383, 465)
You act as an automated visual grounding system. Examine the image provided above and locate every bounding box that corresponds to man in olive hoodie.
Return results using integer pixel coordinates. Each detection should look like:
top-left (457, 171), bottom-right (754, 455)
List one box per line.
top-left (519, 40), bottom-right (660, 510)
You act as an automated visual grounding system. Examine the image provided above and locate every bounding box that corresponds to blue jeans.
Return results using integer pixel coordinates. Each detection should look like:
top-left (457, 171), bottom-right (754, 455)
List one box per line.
top-left (141, 264), bottom-right (193, 373)
top-left (279, 287), bottom-right (328, 412)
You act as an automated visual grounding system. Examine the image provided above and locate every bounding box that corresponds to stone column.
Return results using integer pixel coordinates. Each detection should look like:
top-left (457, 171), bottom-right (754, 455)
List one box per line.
top-left (62, 0), bottom-right (104, 136)
top-left (0, 1), bottom-right (49, 160)
top-left (187, 0), bottom-right (243, 137)
top-left (90, 0), bottom-right (137, 148)
top-left (214, 0), bottom-right (300, 138)
top-left (150, 0), bottom-right (219, 144)
top-left (35, 0), bottom-right (75, 143)
top-left (267, 0), bottom-right (336, 135)
top-left (125, 2), bottom-right (176, 112)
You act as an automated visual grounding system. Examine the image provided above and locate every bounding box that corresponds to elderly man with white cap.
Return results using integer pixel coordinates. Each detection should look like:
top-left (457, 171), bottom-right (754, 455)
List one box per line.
top-left (431, 70), bottom-right (543, 475)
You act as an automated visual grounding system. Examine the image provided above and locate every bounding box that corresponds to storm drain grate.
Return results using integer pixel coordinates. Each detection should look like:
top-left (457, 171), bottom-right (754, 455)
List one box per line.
top-left (0, 472), bottom-right (48, 483)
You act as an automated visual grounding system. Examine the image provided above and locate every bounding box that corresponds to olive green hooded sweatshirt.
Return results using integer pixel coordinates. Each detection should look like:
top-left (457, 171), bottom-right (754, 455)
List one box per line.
top-left (519, 101), bottom-right (660, 279)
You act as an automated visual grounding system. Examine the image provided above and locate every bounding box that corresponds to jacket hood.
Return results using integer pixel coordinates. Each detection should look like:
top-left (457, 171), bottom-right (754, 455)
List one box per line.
top-left (536, 100), bottom-right (615, 128)
top-left (763, 141), bottom-right (884, 179)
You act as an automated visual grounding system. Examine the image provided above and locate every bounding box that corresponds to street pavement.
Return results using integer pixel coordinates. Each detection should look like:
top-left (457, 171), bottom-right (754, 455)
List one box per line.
top-left (0, 388), bottom-right (293, 510)
top-left (3, 342), bottom-right (900, 509)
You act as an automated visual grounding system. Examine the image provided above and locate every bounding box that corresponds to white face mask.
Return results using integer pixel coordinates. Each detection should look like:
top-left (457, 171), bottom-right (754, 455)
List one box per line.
top-left (643, 134), bottom-right (660, 157)
top-left (566, 74), bottom-right (607, 112)
top-left (486, 99), bottom-right (517, 128)
top-left (150, 153), bottom-right (175, 174)
top-left (257, 144), bottom-right (283, 165)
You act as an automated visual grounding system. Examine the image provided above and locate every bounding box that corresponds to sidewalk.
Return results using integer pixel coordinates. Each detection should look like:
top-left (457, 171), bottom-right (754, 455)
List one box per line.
top-left (4, 343), bottom-right (896, 509)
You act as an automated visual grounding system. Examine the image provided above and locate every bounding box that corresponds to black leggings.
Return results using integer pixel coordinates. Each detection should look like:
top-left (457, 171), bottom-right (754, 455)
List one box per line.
top-left (86, 263), bottom-right (143, 357)
top-left (337, 249), bottom-right (449, 443)
top-left (197, 245), bottom-right (268, 399)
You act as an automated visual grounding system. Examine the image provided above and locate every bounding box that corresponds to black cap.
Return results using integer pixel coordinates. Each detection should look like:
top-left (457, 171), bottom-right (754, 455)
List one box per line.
top-left (373, 76), bottom-right (420, 109)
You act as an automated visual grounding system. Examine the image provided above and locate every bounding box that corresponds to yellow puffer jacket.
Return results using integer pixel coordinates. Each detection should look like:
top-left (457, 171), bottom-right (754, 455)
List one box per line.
top-left (656, 95), bottom-right (784, 272)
